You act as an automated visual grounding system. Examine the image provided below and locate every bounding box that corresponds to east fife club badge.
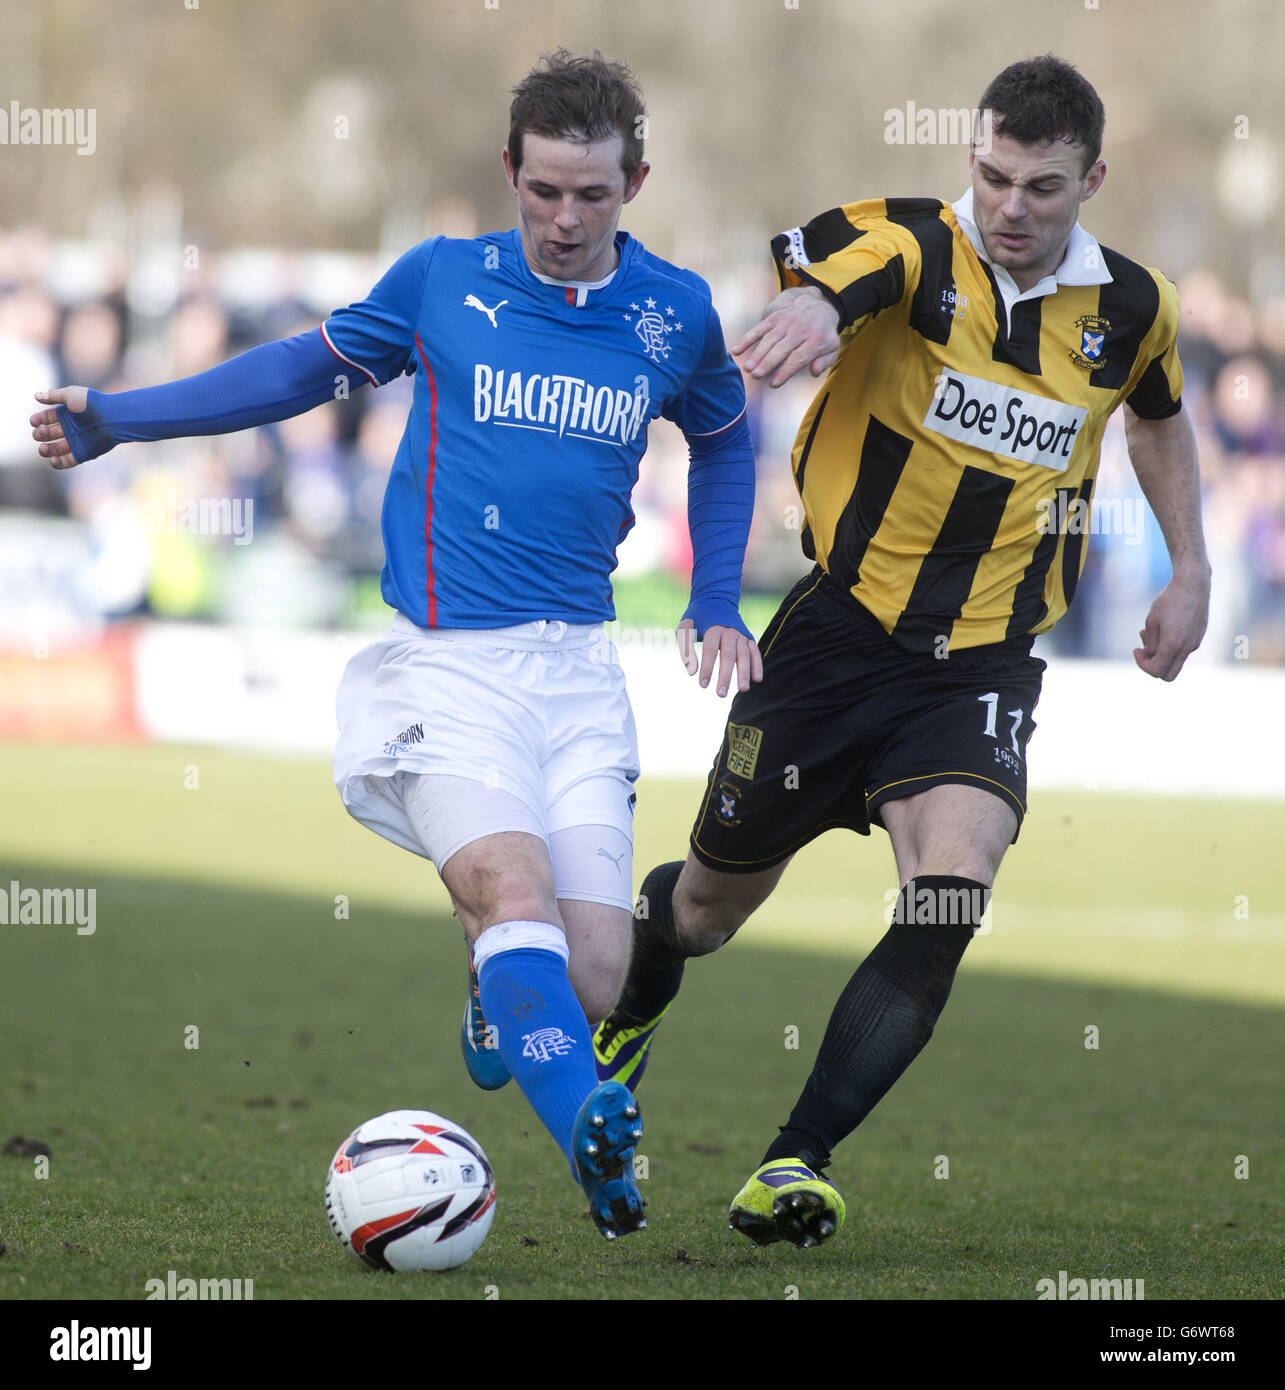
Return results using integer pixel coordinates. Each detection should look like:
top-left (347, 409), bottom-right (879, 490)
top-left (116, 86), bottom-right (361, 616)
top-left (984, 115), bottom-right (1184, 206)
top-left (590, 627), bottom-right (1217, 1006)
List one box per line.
top-left (716, 779), bottom-right (742, 827)
top-left (1069, 314), bottom-right (1110, 371)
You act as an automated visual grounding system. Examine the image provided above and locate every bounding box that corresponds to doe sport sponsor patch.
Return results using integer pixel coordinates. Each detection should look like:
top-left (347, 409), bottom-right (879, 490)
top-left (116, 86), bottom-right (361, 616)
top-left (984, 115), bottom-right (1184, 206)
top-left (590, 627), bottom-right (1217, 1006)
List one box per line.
top-left (924, 371), bottom-right (1087, 471)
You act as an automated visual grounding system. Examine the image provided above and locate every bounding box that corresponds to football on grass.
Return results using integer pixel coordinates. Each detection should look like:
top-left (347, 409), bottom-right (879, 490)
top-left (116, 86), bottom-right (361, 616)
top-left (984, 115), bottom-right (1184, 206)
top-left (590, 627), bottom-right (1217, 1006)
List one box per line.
top-left (325, 1109), bottom-right (496, 1271)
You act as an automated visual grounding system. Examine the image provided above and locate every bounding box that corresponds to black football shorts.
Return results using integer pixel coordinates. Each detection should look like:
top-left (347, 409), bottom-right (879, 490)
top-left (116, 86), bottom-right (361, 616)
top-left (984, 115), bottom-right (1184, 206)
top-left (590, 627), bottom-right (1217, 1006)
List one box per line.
top-left (690, 567), bottom-right (1046, 873)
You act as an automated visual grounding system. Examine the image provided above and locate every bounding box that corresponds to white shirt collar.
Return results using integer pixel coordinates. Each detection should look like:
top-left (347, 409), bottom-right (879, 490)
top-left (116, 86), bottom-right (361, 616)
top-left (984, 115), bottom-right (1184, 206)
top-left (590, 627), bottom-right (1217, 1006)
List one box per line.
top-left (528, 258), bottom-right (618, 308)
top-left (950, 187), bottom-right (1110, 321)
top-left (530, 265), bottom-right (618, 292)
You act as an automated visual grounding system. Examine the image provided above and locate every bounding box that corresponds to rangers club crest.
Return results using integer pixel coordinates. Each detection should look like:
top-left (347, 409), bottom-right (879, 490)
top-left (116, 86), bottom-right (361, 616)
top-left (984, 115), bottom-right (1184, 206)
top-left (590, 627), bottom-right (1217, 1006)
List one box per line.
top-left (623, 297), bottom-right (679, 363)
top-left (634, 309), bottom-right (671, 362)
top-left (521, 1027), bottom-right (576, 1062)
top-left (1069, 314), bottom-right (1110, 371)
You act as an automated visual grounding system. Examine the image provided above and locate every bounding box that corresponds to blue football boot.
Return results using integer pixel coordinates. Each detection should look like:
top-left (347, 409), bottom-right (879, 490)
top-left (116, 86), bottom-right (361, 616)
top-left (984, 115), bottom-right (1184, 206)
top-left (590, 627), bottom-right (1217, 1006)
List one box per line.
top-left (571, 1081), bottom-right (646, 1240)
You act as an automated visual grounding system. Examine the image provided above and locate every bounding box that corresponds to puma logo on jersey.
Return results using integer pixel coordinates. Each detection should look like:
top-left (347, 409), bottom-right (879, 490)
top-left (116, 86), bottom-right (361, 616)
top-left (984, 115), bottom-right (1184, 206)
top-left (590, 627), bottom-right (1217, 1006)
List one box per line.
top-left (597, 847), bottom-right (625, 873)
top-left (464, 294), bottom-right (508, 327)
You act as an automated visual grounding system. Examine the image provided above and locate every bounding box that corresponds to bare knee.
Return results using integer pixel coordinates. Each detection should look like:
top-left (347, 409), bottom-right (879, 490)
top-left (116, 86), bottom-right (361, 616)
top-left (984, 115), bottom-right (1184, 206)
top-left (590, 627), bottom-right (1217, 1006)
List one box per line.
top-left (673, 855), bottom-right (788, 955)
top-left (882, 787), bottom-right (1015, 887)
top-left (904, 848), bottom-right (1004, 885)
top-left (674, 874), bottom-right (740, 953)
top-left (452, 887), bottom-right (559, 940)
top-left (442, 833), bottom-right (560, 938)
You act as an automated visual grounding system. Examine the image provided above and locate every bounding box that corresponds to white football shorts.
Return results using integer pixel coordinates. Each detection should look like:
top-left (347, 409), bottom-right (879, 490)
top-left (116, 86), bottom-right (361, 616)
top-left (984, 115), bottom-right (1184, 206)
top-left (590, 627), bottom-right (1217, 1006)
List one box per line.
top-left (333, 614), bottom-right (639, 909)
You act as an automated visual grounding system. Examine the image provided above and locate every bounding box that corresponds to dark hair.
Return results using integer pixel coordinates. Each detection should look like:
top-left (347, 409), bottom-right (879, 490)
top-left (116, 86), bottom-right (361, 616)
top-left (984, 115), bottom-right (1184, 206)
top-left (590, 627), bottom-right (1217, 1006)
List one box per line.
top-left (977, 55), bottom-right (1105, 174)
top-left (507, 49), bottom-right (646, 182)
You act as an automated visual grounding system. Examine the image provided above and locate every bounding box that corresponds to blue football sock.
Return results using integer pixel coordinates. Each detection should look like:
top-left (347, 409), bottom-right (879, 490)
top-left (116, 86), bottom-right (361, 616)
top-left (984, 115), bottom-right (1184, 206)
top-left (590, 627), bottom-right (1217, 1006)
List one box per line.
top-left (475, 933), bottom-right (598, 1175)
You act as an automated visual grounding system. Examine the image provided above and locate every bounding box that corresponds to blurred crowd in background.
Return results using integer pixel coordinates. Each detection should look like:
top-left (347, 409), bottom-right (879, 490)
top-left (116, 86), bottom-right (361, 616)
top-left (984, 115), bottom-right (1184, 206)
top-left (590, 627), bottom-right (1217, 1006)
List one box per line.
top-left (1, 222), bottom-right (1281, 664)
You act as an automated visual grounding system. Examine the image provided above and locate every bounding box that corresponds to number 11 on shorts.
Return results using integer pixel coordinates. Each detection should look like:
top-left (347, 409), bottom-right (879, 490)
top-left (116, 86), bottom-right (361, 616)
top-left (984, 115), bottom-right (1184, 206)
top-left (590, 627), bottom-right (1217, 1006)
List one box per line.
top-left (978, 691), bottom-right (1024, 756)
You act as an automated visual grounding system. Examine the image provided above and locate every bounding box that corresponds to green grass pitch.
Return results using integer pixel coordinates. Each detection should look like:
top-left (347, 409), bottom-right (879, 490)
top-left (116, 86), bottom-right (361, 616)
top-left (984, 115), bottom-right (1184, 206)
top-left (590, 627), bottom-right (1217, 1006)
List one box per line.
top-left (0, 741), bottom-right (1281, 1301)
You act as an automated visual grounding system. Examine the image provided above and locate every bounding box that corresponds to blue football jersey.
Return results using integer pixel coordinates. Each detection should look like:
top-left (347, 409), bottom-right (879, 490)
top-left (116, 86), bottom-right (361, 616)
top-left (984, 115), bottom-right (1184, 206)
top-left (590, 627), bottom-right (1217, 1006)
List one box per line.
top-left (321, 230), bottom-right (746, 627)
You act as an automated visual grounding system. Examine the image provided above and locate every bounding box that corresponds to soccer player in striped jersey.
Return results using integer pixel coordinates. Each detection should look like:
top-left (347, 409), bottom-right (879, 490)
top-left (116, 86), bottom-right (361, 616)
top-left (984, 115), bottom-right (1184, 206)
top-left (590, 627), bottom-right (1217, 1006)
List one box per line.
top-left (31, 50), bottom-right (762, 1241)
top-left (594, 55), bottom-right (1210, 1248)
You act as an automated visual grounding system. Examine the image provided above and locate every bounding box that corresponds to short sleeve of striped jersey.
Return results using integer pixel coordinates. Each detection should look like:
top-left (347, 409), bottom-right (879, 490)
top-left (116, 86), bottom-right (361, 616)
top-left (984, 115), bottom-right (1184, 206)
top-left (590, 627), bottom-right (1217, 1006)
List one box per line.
top-left (1123, 270), bottom-right (1184, 420)
top-left (321, 239), bottom-right (437, 388)
top-left (770, 204), bottom-right (918, 331)
top-left (660, 300), bottom-right (748, 437)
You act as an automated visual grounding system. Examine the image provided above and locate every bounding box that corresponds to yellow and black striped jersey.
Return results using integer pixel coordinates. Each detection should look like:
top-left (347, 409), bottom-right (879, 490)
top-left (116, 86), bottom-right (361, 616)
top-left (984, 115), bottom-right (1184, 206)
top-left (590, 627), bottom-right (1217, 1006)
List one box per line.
top-left (771, 194), bottom-right (1184, 652)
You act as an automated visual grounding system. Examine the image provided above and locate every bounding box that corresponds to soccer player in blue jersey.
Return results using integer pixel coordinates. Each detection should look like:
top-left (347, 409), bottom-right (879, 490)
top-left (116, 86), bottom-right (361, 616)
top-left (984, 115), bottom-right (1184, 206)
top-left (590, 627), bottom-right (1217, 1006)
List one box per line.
top-left (31, 50), bottom-right (762, 1241)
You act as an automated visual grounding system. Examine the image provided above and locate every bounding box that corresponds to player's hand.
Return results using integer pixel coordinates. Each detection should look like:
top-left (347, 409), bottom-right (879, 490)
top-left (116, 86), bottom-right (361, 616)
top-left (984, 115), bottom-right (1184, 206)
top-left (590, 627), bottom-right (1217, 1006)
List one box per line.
top-left (1133, 566), bottom-right (1211, 681)
top-left (730, 286), bottom-right (841, 388)
top-left (31, 386), bottom-right (89, 468)
top-left (676, 619), bottom-right (763, 697)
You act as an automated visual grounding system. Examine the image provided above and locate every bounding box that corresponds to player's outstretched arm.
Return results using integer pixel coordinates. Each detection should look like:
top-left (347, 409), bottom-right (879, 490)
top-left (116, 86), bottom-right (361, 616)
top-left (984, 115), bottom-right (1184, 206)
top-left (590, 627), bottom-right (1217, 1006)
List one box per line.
top-left (29, 328), bottom-right (353, 469)
top-left (1123, 404), bottom-right (1211, 681)
top-left (730, 286), bottom-right (841, 389)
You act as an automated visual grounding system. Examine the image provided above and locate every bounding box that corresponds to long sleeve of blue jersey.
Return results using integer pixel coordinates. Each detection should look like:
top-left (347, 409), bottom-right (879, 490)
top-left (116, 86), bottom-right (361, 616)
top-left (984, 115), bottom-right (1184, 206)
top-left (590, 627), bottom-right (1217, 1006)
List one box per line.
top-left (55, 242), bottom-right (432, 464)
top-left (56, 329), bottom-right (349, 465)
top-left (681, 411), bottom-right (756, 641)
top-left (661, 296), bottom-right (756, 641)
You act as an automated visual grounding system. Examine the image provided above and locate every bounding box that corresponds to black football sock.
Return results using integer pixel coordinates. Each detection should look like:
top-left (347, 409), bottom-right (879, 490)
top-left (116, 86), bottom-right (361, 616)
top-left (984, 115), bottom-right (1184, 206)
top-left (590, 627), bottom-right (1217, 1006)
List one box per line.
top-left (762, 876), bottom-right (989, 1170)
top-left (611, 860), bottom-right (687, 1024)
